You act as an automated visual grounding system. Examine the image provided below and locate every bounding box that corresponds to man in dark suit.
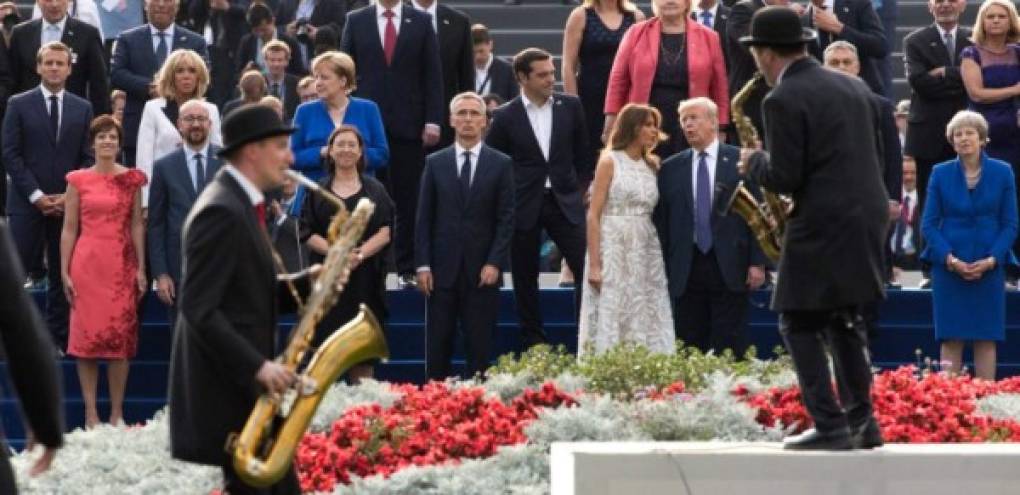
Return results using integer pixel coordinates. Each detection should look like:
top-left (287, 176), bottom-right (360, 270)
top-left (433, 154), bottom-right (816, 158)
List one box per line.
top-left (186, 0), bottom-right (250, 107)
top-left (148, 100), bottom-right (222, 331)
top-left (471, 24), bottom-right (516, 102)
top-left (726, 0), bottom-right (784, 142)
top-left (801, 0), bottom-right (888, 95)
top-left (236, 2), bottom-right (305, 77)
top-left (655, 97), bottom-right (767, 356)
top-left (738, 7), bottom-right (886, 450)
top-left (0, 33), bottom-right (13, 216)
top-left (411, 0), bottom-right (474, 149)
top-left (693, 0), bottom-right (732, 65)
top-left (341, 0), bottom-right (443, 287)
top-left (903, 0), bottom-right (970, 217)
top-left (168, 104), bottom-right (300, 494)
top-left (259, 40), bottom-right (300, 122)
top-left (8, 0), bottom-right (109, 114)
top-left (416, 92), bottom-right (514, 379)
top-left (890, 156), bottom-right (920, 278)
top-left (485, 48), bottom-right (591, 349)
top-left (111, 0), bottom-right (208, 166)
top-left (3, 41), bottom-right (93, 352)
top-left (0, 219), bottom-right (63, 489)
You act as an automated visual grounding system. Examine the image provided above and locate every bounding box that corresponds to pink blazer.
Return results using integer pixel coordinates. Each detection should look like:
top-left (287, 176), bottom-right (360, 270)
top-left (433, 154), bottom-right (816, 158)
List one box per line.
top-left (604, 17), bottom-right (730, 125)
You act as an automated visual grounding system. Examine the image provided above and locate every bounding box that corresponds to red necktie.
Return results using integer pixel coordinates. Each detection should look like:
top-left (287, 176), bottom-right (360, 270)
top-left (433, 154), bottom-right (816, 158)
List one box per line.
top-left (383, 9), bottom-right (397, 66)
top-left (254, 202), bottom-right (266, 227)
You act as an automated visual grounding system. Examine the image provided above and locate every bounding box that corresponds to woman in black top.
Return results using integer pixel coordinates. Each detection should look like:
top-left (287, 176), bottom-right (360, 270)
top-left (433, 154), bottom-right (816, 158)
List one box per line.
top-left (301, 124), bottom-right (394, 382)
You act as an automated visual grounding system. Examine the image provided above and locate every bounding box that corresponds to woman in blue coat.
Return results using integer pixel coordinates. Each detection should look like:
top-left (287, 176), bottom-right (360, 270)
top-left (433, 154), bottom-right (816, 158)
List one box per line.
top-left (291, 51), bottom-right (389, 181)
top-left (922, 110), bottom-right (1018, 380)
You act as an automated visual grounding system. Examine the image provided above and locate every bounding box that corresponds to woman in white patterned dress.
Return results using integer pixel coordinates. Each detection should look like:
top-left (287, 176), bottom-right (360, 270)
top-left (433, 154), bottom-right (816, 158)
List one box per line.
top-left (578, 103), bottom-right (675, 356)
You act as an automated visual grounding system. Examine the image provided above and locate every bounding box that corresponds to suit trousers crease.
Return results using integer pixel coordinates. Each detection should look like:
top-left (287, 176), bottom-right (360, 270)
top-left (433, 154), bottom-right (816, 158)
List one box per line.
top-left (511, 191), bottom-right (586, 348)
top-left (779, 309), bottom-right (875, 433)
top-left (673, 248), bottom-right (749, 355)
top-left (426, 265), bottom-right (500, 379)
top-left (386, 137), bottom-right (426, 276)
top-left (9, 211), bottom-right (67, 348)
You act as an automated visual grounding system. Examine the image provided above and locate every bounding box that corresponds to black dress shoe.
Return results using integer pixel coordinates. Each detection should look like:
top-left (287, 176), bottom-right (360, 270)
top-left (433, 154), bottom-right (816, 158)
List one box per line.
top-left (783, 427), bottom-right (853, 450)
top-left (851, 418), bottom-right (884, 449)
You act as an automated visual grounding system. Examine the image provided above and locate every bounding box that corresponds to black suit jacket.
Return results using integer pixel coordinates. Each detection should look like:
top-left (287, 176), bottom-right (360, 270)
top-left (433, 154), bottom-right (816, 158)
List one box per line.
top-left (147, 145), bottom-right (224, 285)
top-left (0, 36), bottom-right (11, 215)
top-left (275, 0), bottom-right (353, 34)
top-left (480, 56), bottom-right (517, 103)
top-left (0, 219), bottom-right (63, 450)
top-left (802, 0), bottom-right (889, 94)
top-left (169, 169), bottom-right (279, 465)
top-left (725, 0), bottom-right (768, 135)
top-left (485, 93), bottom-right (592, 230)
top-left (3, 88), bottom-right (94, 215)
top-left (873, 93), bottom-right (902, 202)
top-left (111, 23), bottom-right (210, 146)
top-left (415, 144), bottom-right (515, 289)
top-left (747, 57), bottom-right (888, 311)
top-left (8, 18), bottom-right (110, 114)
top-left (434, 4), bottom-right (474, 144)
top-left (693, 5), bottom-right (731, 68)
top-left (271, 73), bottom-right (301, 122)
top-left (903, 24), bottom-right (972, 163)
top-left (236, 32), bottom-right (306, 77)
top-left (341, 5), bottom-right (443, 141)
top-left (655, 144), bottom-right (767, 298)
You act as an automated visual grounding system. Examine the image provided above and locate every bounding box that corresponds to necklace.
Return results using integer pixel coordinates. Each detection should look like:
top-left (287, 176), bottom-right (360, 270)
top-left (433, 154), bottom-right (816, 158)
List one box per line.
top-left (331, 175), bottom-right (361, 198)
top-left (659, 33), bottom-right (686, 66)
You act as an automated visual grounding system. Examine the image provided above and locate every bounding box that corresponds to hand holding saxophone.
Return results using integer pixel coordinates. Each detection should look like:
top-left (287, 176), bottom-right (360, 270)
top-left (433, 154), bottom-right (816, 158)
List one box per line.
top-left (256, 360), bottom-right (297, 395)
top-left (737, 138), bottom-right (762, 176)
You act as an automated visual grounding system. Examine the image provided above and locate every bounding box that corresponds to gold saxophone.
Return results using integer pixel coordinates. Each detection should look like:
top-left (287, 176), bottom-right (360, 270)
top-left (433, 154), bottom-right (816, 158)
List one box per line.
top-left (726, 72), bottom-right (790, 263)
top-left (229, 170), bottom-right (390, 487)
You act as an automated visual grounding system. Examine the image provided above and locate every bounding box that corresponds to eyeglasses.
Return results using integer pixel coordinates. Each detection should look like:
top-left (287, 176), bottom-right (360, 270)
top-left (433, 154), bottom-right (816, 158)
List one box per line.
top-left (181, 115), bottom-right (209, 123)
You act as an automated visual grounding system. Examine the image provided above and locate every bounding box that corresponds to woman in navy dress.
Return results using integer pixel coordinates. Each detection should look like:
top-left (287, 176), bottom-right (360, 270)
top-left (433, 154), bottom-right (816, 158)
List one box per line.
top-left (922, 111), bottom-right (1018, 380)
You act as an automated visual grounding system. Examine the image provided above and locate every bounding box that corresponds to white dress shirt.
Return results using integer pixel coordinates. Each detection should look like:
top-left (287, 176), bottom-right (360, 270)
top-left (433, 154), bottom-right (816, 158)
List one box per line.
top-left (411, 0), bottom-right (437, 33)
top-left (32, 0), bottom-right (104, 40)
top-left (149, 23), bottom-right (176, 53)
top-left (475, 54), bottom-right (493, 94)
top-left (454, 140), bottom-right (483, 187)
top-left (184, 143), bottom-right (210, 191)
top-left (691, 139), bottom-right (720, 240)
top-left (136, 98), bottom-right (223, 206)
top-left (891, 188), bottom-right (917, 254)
top-left (523, 95), bottom-right (553, 187)
top-left (39, 15), bottom-right (67, 46)
top-left (223, 164), bottom-right (265, 207)
top-left (376, 3), bottom-right (402, 46)
top-left (30, 87), bottom-right (66, 204)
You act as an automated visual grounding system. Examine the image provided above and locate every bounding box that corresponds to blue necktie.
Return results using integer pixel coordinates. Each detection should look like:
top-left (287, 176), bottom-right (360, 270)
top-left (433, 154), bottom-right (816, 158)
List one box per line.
top-left (459, 151), bottom-right (472, 203)
top-left (700, 11), bottom-right (713, 28)
top-left (49, 95), bottom-right (59, 141)
top-left (696, 151), bottom-right (713, 253)
top-left (194, 153), bottom-right (206, 192)
top-left (155, 31), bottom-right (168, 67)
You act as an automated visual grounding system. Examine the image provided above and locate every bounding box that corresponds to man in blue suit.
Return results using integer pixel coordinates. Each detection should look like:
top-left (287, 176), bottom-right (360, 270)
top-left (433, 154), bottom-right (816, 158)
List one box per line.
top-left (416, 92), bottom-right (514, 380)
top-left (111, 0), bottom-right (208, 167)
top-left (3, 41), bottom-right (93, 351)
top-left (655, 97), bottom-right (767, 355)
top-left (341, 0), bottom-right (443, 287)
top-left (147, 100), bottom-right (222, 330)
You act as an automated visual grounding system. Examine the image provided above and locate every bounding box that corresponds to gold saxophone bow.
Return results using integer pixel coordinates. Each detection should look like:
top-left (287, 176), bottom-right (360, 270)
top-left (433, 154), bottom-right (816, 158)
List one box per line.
top-left (229, 170), bottom-right (390, 487)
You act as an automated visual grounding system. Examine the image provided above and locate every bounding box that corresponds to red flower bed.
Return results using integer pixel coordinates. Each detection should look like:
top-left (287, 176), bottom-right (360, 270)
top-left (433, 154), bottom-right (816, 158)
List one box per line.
top-left (742, 366), bottom-right (1020, 442)
top-left (295, 382), bottom-right (575, 492)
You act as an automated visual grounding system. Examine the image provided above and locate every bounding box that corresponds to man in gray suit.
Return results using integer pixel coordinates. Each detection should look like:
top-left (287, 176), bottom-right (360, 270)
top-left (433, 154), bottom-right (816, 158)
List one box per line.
top-left (147, 100), bottom-right (222, 328)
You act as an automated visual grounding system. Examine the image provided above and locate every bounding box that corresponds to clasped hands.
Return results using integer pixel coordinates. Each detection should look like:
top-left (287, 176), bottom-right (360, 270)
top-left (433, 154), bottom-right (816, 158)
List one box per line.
top-left (946, 254), bottom-right (995, 281)
top-left (33, 194), bottom-right (64, 217)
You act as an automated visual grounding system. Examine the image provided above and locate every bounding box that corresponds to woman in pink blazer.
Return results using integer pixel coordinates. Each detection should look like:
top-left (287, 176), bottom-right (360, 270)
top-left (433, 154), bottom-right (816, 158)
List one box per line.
top-left (604, 0), bottom-right (729, 157)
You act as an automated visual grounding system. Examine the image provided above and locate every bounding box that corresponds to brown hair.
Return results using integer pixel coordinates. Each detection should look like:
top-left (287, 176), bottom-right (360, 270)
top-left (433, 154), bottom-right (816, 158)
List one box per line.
top-left (89, 114), bottom-right (123, 145)
top-left (323, 125), bottom-right (367, 175)
top-left (471, 23), bottom-right (491, 45)
top-left (608, 103), bottom-right (666, 171)
top-left (36, 41), bottom-right (72, 65)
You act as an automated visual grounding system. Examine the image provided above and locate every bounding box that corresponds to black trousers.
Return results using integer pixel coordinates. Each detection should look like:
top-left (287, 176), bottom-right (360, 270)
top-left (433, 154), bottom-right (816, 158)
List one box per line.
top-left (0, 444), bottom-right (15, 495)
top-left (426, 267), bottom-right (500, 380)
top-left (221, 462), bottom-right (300, 495)
top-left (8, 210), bottom-right (67, 349)
top-left (385, 136), bottom-right (426, 276)
top-left (779, 308), bottom-right (876, 433)
top-left (673, 249), bottom-right (749, 355)
top-left (511, 191), bottom-right (586, 349)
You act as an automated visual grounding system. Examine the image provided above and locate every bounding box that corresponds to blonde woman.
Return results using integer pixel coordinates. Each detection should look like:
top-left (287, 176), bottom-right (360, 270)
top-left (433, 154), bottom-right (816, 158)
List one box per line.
top-left (135, 49), bottom-right (222, 206)
top-left (578, 103), bottom-right (674, 356)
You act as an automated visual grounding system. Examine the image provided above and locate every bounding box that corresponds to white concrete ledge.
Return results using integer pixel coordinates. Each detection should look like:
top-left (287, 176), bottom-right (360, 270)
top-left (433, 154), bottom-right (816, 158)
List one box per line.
top-left (550, 441), bottom-right (1020, 495)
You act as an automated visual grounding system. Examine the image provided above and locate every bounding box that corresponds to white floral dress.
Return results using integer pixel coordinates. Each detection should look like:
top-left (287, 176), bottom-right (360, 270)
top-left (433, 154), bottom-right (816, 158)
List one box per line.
top-left (578, 151), bottom-right (675, 356)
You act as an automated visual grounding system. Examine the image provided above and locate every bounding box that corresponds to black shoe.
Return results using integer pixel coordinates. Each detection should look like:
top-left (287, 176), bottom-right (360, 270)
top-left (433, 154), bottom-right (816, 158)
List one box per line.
top-left (782, 427), bottom-right (853, 450)
top-left (398, 274), bottom-right (418, 289)
top-left (850, 418), bottom-right (884, 449)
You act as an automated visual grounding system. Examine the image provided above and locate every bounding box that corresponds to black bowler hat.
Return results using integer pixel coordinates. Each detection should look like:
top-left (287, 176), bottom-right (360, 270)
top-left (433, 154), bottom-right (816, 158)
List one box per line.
top-left (739, 6), bottom-right (817, 47)
top-left (218, 103), bottom-right (296, 158)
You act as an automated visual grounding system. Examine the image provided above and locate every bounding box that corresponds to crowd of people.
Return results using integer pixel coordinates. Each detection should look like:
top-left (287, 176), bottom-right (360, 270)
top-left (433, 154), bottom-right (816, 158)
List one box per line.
top-left (0, 0), bottom-right (1018, 484)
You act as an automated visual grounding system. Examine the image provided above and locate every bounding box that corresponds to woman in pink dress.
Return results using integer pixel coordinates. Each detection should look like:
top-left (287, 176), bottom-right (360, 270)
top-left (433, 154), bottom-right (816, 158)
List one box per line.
top-left (60, 115), bottom-right (147, 428)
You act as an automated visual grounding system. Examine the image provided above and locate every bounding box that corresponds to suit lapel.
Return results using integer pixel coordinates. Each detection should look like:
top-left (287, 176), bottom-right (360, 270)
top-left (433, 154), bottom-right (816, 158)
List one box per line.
top-left (56, 95), bottom-right (76, 145)
top-left (32, 89), bottom-right (55, 145)
top-left (393, 6), bottom-right (416, 64)
top-left (219, 171), bottom-right (275, 272)
top-left (176, 151), bottom-right (198, 199)
top-left (514, 98), bottom-right (546, 163)
top-left (27, 21), bottom-right (42, 61)
top-left (678, 150), bottom-right (694, 212)
top-left (713, 147), bottom-right (736, 225)
top-left (549, 96), bottom-right (567, 164)
top-left (467, 146), bottom-right (493, 206)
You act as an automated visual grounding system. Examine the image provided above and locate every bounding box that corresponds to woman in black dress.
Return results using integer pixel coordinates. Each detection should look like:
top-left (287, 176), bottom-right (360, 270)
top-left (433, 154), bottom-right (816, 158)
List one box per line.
top-left (301, 124), bottom-right (394, 382)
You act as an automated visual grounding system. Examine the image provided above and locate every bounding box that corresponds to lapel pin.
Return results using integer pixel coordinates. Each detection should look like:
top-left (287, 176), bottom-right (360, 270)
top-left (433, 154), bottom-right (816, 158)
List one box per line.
top-left (67, 30), bottom-right (74, 36)
top-left (405, 18), bottom-right (412, 24)
top-left (443, 19), bottom-right (449, 25)
top-left (555, 99), bottom-right (562, 105)
top-left (930, 42), bottom-right (938, 47)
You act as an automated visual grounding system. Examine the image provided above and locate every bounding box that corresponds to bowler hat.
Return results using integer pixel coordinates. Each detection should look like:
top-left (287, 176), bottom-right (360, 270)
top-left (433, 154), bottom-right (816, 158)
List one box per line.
top-left (739, 6), bottom-right (817, 47)
top-left (218, 103), bottom-right (296, 158)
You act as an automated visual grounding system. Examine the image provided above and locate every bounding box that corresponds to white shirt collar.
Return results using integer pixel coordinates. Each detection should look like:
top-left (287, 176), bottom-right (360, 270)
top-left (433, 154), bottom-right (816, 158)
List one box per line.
top-left (150, 23), bottom-right (175, 37)
top-left (454, 140), bottom-right (483, 159)
top-left (695, 139), bottom-right (720, 159)
top-left (376, 2), bottom-right (402, 20)
top-left (523, 94), bottom-right (553, 110)
top-left (935, 24), bottom-right (958, 41)
top-left (39, 84), bottom-right (65, 100)
top-left (43, 16), bottom-right (67, 33)
top-left (223, 164), bottom-right (265, 206)
top-left (693, 3), bottom-right (718, 18)
top-left (411, 1), bottom-right (436, 19)
top-left (185, 142), bottom-right (209, 158)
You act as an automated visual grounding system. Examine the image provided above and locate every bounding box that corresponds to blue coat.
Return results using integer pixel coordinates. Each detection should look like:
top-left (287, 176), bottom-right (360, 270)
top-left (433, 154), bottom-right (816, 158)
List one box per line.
top-left (3, 88), bottom-right (93, 215)
top-left (921, 154), bottom-right (1018, 341)
top-left (415, 144), bottom-right (515, 289)
top-left (147, 145), bottom-right (224, 284)
top-left (290, 97), bottom-right (389, 179)
top-left (654, 144), bottom-right (768, 299)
